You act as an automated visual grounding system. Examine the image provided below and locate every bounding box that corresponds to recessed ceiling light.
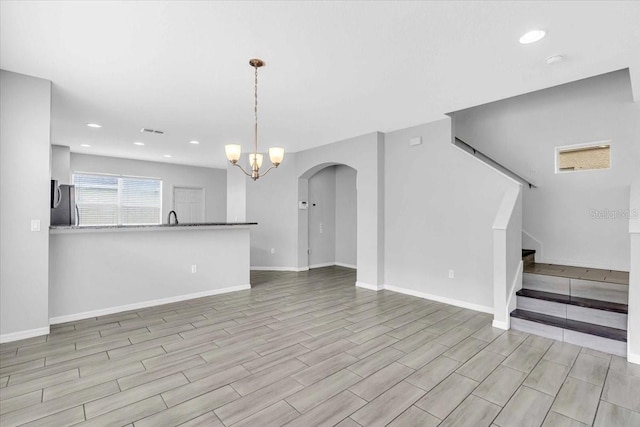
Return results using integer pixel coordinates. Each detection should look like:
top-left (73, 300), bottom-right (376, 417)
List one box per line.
top-left (163, 154), bottom-right (172, 158)
top-left (80, 144), bottom-right (91, 148)
top-left (519, 30), bottom-right (546, 44)
top-left (545, 54), bottom-right (564, 64)
top-left (133, 141), bottom-right (145, 146)
top-left (189, 140), bottom-right (200, 145)
top-left (86, 123), bottom-right (102, 128)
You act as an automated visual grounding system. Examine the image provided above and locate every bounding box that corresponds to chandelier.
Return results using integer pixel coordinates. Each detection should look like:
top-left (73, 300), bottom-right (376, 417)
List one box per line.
top-left (225, 58), bottom-right (284, 180)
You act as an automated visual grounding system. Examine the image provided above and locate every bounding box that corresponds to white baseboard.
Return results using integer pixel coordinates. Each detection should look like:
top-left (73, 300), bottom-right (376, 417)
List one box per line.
top-left (384, 284), bottom-right (493, 314)
top-left (251, 263), bottom-right (356, 272)
top-left (50, 285), bottom-right (251, 325)
top-left (309, 262), bottom-right (336, 269)
top-left (492, 319), bottom-right (510, 330)
top-left (628, 352), bottom-right (640, 365)
top-left (0, 326), bottom-right (50, 344)
top-left (251, 266), bottom-right (300, 271)
top-left (335, 262), bottom-right (357, 269)
top-left (356, 281), bottom-right (383, 291)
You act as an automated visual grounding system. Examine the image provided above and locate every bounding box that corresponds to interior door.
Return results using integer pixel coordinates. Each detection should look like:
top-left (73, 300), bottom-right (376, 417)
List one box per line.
top-left (173, 187), bottom-right (204, 223)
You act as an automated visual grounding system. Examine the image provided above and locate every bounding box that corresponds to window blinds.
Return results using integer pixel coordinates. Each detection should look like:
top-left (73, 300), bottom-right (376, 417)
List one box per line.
top-left (73, 173), bottom-right (162, 226)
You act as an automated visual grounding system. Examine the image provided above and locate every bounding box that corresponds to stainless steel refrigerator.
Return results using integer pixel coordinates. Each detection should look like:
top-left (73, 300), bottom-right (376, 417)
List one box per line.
top-left (50, 180), bottom-right (78, 226)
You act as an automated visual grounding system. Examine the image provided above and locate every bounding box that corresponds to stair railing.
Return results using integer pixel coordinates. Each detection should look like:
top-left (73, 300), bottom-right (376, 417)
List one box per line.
top-left (454, 137), bottom-right (537, 189)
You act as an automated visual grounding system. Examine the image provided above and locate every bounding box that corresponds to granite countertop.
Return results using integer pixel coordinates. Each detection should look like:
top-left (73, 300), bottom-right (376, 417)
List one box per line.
top-left (50, 222), bottom-right (257, 231)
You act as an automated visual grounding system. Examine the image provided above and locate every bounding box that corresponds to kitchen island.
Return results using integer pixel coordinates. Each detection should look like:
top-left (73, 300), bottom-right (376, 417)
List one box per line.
top-left (49, 223), bottom-right (256, 323)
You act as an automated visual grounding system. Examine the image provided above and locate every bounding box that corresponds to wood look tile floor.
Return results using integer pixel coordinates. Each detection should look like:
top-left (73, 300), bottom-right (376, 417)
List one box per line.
top-left (1, 267), bottom-right (638, 426)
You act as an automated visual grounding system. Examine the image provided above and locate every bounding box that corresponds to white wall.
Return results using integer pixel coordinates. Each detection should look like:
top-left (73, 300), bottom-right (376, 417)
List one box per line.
top-left (335, 165), bottom-right (357, 268)
top-left (0, 70), bottom-right (51, 341)
top-left (455, 69), bottom-right (640, 271)
top-left (49, 227), bottom-right (250, 321)
top-left (308, 166), bottom-right (337, 267)
top-left (227, 163), bottom-right (247, 222)
top-left (384, 118), bottom-right (518, 311)
top-left (246, 160), bottom-right (357, 271)
top-left (71, 153), bottom-right (227, 223)
top-left (296, 132), bottom-right (385, 288)
top-left (51, 145), bottom-right (71, 184)
top-left (246, 153), bottom-right (299, 269)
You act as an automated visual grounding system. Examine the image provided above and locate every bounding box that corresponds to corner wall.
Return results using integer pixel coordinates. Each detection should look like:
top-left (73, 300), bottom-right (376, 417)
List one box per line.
top-left (0, 70), bottom-right (52, 341)
top-left (384, 118), bottom-right (518, 311)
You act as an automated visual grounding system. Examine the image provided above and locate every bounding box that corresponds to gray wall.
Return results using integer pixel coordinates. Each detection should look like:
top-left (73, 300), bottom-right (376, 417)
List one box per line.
top-left (384, 118), bottom-right (517, 311)
top-left (455, 69), bottom-right (640, 271)
top-left (51, 145), bottom-right (71, 184)
top-left (246, 153), bottom-right (299, 269)
top-left (71, 153), bottom-right (227, 223)
top-left (296, 132), bottom-right (385, 287)
top-left (49, 227), bottom-right (250, 320)
top-left (335, 165), bottom-right (357, 267)
top-left (308, 166), bottom-right (337, 267)
top-left (0, 70), bottom-right (51, 340)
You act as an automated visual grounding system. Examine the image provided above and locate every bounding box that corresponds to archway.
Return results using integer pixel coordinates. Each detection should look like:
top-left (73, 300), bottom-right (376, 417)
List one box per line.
top-left (294, 132), bottom-right (385, 289)
top-left (303, 164), bottom-right (357, 270)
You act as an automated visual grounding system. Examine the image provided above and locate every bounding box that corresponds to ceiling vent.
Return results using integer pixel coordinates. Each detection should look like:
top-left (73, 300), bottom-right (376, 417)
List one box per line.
top-left (140, 128), bottom-right (165, 135)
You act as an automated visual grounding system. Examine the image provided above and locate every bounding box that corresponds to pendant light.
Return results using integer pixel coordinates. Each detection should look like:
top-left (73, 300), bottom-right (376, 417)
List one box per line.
top-left (225, 58), bottom-right (284, 180)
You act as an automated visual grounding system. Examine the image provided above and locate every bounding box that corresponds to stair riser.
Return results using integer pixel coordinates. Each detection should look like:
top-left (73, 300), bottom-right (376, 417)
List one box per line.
top-left (523, 273), bottom-right (628, 304)
top-left (571, 279), bottom-right (628, 305)
top-left (510, 317), bottom-right (626, 357)
top-left (523, 273), bottom-right (570, 295)
top-left (516, 296), bottom-right (627, 330)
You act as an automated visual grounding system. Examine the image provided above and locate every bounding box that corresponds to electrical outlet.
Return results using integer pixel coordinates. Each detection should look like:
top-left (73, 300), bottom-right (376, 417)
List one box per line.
top-left (30, 219), bottom-right (41, 232)
top-left (319, 223), bottom-right (323, 234)
top-left (448, 269), bottom-right (455, 279)
top-left (191, 265), bottom-right (197, 274)
top-left (270, 248), bottom-right (275, 254)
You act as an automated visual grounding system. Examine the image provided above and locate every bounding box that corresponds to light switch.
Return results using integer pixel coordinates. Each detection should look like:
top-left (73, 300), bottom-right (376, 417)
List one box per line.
top-left (31, 219), bottom-right (41, 232)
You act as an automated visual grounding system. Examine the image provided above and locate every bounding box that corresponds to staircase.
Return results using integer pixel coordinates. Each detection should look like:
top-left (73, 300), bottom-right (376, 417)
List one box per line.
top-left (510, 250), bottom-right (629, 356)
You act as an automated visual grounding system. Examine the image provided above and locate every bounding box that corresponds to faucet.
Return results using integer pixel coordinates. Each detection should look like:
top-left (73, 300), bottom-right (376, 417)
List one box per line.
top-left (167, 210), bottom-right (179, 225)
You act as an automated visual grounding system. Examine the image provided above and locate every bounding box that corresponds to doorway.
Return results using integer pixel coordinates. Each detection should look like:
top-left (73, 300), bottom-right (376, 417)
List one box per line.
top-left (173, 186), bottom-right (204, 223)
top-left (307, 165), bottom-right (357, 269)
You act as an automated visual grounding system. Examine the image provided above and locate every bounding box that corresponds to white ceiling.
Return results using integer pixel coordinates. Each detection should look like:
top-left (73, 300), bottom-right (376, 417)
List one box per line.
top-left (1, 1), bottom-right (639, 169)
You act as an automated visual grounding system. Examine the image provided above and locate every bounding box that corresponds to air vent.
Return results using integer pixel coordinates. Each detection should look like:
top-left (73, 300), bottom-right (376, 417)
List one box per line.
top-left (140, 128), bottom-right (165, 135)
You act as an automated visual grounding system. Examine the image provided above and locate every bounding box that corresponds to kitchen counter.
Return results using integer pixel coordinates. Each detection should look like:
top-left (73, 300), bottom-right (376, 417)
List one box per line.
top-left (49, 223), bottom-right (253, 323)
top-left (49, 222), bottom-right (257, 234)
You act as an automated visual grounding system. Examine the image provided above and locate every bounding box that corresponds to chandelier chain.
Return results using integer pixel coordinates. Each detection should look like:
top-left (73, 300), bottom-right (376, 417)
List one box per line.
top-left (254, 64), bottom-right (258, 154)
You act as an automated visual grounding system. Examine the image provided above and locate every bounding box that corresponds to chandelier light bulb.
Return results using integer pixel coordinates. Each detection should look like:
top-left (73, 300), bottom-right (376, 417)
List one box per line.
top-left (269, 147), bottom-right (285, 166)
top-left (225, 144), bottom-right (242, 164)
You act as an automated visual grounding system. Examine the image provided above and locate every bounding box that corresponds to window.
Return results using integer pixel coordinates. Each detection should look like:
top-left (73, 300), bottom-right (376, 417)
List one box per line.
top-left (556, 142), bottom-right (611, 173)
top-left (73, 173), bottom-right (162, 226)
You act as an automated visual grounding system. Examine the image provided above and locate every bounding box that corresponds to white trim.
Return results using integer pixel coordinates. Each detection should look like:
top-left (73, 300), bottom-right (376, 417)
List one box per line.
top-left (492, 320), bottom-right (510, 330)
top-left (628, 352), bottom-right (640, 365)
top-left (356, 281), bottom-right (383, 291)
top-left (250, 266), bottom-right (309, 272)
top-left (335, 262), bottom-right (357, 269)
top-left (309, 262), bottom-right (336, 269)
top-left (499, 260), bottom-right (523, 331)
top-left (384, 284), bottom-right (493, 314)
top-left (0, 326), bottom-right (50, 344)
top-left (50, 285), bottom-right (251, 325)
